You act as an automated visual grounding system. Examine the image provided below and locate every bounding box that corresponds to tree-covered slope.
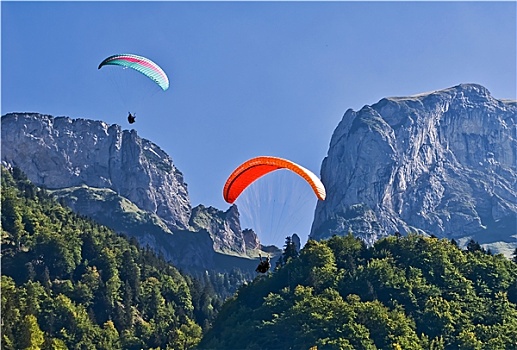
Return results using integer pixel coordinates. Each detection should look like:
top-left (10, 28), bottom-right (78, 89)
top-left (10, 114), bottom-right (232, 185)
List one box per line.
top-left (198, 233), bottom-right (517, 349)
top-left (1, 166), bottom-right (204, 349)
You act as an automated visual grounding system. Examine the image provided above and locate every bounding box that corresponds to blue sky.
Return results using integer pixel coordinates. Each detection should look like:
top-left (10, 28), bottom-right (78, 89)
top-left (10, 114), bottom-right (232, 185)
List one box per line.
top-left (2, 1), bottom-right (516, 247)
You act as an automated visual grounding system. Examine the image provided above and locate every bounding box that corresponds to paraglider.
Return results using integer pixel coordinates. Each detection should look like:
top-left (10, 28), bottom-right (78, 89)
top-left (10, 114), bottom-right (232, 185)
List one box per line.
top-left (223, 156), bottom-right (326, 252)
top-left (223, 156), bottom-right (326, 204)
top-left (98, 53), bottom-right (169, 123)
top-left (98, 54), bottom-right (169, 91)
top-left (127, 112), bottom-right (136, 124)
top-left (255, 253), bottom-right (271, 273)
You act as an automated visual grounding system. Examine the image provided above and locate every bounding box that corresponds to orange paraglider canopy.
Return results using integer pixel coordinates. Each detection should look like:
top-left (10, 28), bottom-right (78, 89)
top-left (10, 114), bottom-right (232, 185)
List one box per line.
top-left (223, 156), bottom-right (326, 204)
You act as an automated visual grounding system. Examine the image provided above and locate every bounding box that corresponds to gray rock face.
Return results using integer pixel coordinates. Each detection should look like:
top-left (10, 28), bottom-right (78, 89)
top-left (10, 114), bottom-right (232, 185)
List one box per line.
top-left (311, 84), bottom-right (517, 254)
top-left (189, 204), bottom-right (261, 254)
top-left (1, 113), bottom-right (191, 230)
top-left (242, 228), bottom-right (261, 251)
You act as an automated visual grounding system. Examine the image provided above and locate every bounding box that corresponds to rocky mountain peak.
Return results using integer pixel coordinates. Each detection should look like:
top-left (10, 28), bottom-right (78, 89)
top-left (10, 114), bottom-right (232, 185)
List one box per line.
top-left (311, 84), bottom-right (516, 255)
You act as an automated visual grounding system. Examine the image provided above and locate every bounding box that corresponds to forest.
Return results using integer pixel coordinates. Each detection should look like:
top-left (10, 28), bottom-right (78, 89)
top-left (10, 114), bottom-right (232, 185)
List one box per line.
top-left (2, 165), bottom-right (517, 349)
top-left (199, 233), bottom-right (517, 349)
top-left (1, 166), bottom-right (248, 349)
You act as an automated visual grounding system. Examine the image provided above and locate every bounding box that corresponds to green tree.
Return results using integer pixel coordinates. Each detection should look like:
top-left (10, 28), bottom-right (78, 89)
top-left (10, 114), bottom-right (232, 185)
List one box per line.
top-left (17, 314), bottom-right (45, 350)
top-left (277, 235), bottom-right (299, 268)
top-left (294, 240), bottom-right (337, 292)
top-left (1, 187), bottom-right (26, 250)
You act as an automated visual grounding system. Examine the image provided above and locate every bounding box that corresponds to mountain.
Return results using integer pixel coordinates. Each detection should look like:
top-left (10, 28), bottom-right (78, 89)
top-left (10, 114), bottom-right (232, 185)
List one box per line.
top-left (1, 113), bottom-right (191, 230)
top-left (311, 84), bottom-right (517, 256)
top-left (2, 113), bottom-right (191, 229)
top-left (1, 113), bottom-right (275, 273)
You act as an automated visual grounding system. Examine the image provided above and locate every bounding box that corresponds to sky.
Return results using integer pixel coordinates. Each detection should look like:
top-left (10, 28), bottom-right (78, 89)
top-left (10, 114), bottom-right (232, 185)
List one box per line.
top-left (2, 1), bottom-right (516, 247)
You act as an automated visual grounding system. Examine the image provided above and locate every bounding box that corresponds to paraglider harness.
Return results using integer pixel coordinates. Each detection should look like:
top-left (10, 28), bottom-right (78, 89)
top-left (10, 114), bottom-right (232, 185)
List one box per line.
top-left (128, 112), bottom-right (136, 124)
top-left (255, 253), bottom-right (271, 274)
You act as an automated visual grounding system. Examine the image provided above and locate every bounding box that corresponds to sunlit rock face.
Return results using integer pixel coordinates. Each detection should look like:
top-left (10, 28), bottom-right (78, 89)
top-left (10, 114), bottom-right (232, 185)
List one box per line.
top-left (311, 84), bottom-right (517, 255)
top-left (1, 113), bottom-right (191, 230)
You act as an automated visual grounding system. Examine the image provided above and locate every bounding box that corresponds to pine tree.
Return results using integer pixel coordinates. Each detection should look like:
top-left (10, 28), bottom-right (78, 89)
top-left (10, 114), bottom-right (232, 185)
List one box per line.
top-left (466, 239), bottom-right (483, 253)
top-left (276, 235), bottom-right (300, 268)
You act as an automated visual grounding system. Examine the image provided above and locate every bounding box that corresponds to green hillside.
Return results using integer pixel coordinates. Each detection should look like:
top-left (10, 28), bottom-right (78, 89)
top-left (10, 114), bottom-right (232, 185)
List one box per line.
top-left (49, 185), bottom-right (174, 238)
top-left (1, 167), bottom-right (207, 349)
top-left (198, 234), bottom-right (517, 349)
top-left (49, 184), bottom-right (276, 275)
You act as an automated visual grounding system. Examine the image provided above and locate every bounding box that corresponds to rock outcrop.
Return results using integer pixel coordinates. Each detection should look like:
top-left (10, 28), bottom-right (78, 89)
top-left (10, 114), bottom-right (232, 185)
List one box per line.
top-left (311, 84), bottom-right (517, 255)
top-left (189, 204), bottom-right (261, 255)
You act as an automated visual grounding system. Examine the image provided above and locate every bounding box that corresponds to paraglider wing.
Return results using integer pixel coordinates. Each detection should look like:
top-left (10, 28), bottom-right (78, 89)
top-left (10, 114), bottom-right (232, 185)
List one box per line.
top-left (98, 54), bottom-right (169, 91)
top-left (223, 156), bottom-right (326, 204)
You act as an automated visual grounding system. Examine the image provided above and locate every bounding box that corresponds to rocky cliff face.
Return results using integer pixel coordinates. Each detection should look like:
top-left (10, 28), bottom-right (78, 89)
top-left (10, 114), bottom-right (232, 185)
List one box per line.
top-left (2, 113), bottom-right (191, 230)
top-left (1, 113), bottom-right (265, 265)
top-left (189, 204), bottom-right (261, 255)
top-left (311, 84), bottom-right (516, 255)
